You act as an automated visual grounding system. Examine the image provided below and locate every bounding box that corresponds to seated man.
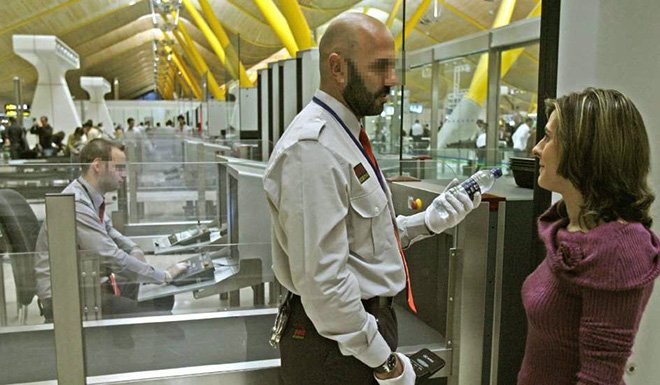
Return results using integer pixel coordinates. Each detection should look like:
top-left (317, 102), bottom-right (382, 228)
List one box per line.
top-left (34, 138), bottom-right (187, 321)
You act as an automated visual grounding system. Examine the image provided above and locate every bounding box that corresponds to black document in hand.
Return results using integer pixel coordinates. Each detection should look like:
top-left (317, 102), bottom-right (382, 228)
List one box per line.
top-left (409, 348), bottom-right (446, 384)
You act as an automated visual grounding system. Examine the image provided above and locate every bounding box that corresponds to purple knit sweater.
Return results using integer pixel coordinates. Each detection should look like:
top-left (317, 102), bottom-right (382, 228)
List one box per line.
top-left (518, 203), bottom-right (660, 385)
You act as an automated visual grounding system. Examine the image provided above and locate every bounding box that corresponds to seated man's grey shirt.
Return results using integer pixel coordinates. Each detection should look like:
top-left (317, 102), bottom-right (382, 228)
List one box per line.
top-left (34, 177), bottom-right (166, 299)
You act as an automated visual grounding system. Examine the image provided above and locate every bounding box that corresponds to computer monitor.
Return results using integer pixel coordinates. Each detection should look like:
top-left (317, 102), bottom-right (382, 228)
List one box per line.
top-left (225, 162), bottom-right (271, 281)
top-left (183, 139), bottom-right (202, 181)
top-left (216, 155), bottom-right (268, 237)
top-left (207, 100), bottom-right (229, 137)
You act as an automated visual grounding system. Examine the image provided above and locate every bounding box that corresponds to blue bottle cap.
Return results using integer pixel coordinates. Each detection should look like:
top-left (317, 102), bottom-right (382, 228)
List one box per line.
top-left (490, 167), bottom-right (503, 178)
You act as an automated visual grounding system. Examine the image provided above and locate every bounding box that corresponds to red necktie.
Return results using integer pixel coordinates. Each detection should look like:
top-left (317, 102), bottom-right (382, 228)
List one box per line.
top-left (358, 128), bottom-right (417, 313)
top-left (99, 200), bottom-right (119, 295)
top-left (358, 128), bottom-right (378, 167)
top-left (98, 201), bottom-right (106, 224)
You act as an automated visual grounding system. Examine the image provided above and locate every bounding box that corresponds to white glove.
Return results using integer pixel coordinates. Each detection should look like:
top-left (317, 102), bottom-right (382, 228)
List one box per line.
top-left (424, 178), bottom-right (481, 233)
top-left (374, 352), bottom-right (416, 385)
top-left (164, 262), bottom-right (189, 283)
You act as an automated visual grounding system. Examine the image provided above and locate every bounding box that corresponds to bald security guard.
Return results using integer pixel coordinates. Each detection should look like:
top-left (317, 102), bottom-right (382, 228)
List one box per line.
top-left (263, 13), bottom-right (480, 385)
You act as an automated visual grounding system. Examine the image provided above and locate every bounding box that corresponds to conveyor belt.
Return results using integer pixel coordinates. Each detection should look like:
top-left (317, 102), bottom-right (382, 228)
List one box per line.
top-left (0, 305), bottom-right (445, 384)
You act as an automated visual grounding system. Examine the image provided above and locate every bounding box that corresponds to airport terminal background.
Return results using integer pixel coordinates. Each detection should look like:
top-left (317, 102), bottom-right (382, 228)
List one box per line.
top-left (0, 1), bottom-right (659, 384)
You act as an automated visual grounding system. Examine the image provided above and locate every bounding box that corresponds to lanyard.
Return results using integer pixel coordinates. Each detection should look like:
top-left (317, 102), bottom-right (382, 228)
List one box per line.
top-left (313, 97), bottom-right (417, 311)
top-left (312, 97), bottom-right (386, 192)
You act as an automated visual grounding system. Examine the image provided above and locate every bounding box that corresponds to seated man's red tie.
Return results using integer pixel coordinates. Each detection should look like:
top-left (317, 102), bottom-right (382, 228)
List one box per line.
top-left (99, 201), bottom-right (105, 224)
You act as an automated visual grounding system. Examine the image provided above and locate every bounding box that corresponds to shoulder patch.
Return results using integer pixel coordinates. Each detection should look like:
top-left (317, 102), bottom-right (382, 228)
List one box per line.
top-left (297, 118), bottom-right (326, 141)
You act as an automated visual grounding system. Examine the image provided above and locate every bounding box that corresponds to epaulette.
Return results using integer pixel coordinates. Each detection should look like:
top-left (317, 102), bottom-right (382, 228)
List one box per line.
top-left (297, 118), bottom-right (326, 141)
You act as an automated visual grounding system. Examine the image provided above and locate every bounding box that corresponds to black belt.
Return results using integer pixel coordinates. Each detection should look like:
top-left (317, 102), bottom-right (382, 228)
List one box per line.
top-left (289, 294), bottom-right (392, 315)
top-left (362, 296), bottom-right (393, 315)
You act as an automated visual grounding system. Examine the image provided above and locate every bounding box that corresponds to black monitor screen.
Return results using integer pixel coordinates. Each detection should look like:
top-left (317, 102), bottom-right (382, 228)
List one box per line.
top-left (218, 163), bottom-right (227, 226)
top-left (228, 172), bottom-right (239, 246)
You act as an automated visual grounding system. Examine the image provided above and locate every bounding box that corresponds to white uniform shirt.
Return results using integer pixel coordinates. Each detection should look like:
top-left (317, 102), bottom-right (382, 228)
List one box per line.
top-left (512, 122), bottom-right (531, 151)
top-left (264, 90), bottom-right (409, 368)
top-left (86, 127), bottom-right (103, 141)
top-left (124, 126), bottom-right (143, 142)
top-left (411, 121), bottom-right (423, 136)
top-left (476, 132), bottom-right (487, 148)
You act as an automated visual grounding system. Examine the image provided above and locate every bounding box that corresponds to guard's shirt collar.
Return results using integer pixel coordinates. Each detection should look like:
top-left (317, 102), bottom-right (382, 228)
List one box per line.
top-left (314, 90), bottom-right (362, 138)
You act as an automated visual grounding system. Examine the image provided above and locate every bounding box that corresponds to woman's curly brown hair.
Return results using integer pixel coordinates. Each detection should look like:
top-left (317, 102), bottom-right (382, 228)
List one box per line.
top-left (546, 88), bottom-right (654, 228)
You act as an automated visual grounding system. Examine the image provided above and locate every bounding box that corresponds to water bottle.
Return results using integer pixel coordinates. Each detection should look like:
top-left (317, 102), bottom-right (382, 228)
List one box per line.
top-left (449, 167), bottom-right (502, 200)
top-left (409, 168), bottom-right (503, 211)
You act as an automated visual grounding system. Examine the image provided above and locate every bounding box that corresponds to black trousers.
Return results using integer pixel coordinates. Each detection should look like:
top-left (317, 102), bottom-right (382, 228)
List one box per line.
top-left (40, 281), bottom-right (174, 322)
top-left (101, 279), bottom-right (174, 318)
top-left (280, 295), bottom-right (398, 385)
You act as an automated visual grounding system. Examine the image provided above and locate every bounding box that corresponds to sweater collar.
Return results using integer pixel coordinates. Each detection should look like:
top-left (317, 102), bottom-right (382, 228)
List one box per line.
top-left (538, 202), bottom-right (660, 290)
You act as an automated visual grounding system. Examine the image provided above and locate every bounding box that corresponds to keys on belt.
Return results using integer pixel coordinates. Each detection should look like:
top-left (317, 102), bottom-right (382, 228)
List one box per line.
top-left (269, 292), bottom-right (293, 348)
top-left (268, 293), bottom-right (392, 348)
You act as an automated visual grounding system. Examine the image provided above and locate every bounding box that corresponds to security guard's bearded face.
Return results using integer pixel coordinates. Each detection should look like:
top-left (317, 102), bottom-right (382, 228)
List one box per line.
top-left (341, 30), bottom-right (398, 117)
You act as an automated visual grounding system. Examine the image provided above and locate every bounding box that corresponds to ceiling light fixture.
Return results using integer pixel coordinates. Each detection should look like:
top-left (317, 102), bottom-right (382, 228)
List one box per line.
top-left (421, 1), bottom-right (443, 25)
top-left (149, 0), bottom-right (182, 28)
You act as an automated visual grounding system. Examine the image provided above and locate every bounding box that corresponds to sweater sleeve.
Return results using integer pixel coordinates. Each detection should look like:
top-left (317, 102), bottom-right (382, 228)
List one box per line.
top-left (577, 285), bottom-right (654, 385)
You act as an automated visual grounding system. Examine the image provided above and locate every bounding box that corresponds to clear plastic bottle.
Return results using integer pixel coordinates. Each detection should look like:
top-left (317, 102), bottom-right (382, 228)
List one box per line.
top-left (448, 167), bottom-right (503, 200)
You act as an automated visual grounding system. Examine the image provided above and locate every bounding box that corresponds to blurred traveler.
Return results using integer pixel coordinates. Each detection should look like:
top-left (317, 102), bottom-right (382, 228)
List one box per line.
top-left (32, 116), bottom-right (54, 156)
top-left (5, 116), bottom-right (29, 159)
top-left (65, 126), bottom-right (86, 157)
top-left (83, 119), bottom-right (102, 141)
top-left (512, 116), bottom-right (533, 155)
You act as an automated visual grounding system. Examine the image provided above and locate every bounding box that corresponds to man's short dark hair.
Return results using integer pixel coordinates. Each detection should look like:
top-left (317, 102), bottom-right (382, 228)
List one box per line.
top-left (80, 138), bottom-right (122, 173)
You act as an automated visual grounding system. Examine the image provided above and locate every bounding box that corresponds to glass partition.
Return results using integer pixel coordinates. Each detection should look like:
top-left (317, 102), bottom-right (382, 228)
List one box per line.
top-left (106, 101), bottom-right (194, 133)
top-left (120, 133), bottom-right (264, 225)
top-left (401, 63), bottom-right (433, 158)
top-left (0, 250), bottom-right (57, 384)
top-left (499, 43), bottom-right (540, 174)
top-left (434, 54), bottom-right (486, 179)
top-left (0, 134), bottom-right (506, 382)
top-left (361, 19), bottom-right (541, 186)
top-left (0, 156), bottom-right (278, 383)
